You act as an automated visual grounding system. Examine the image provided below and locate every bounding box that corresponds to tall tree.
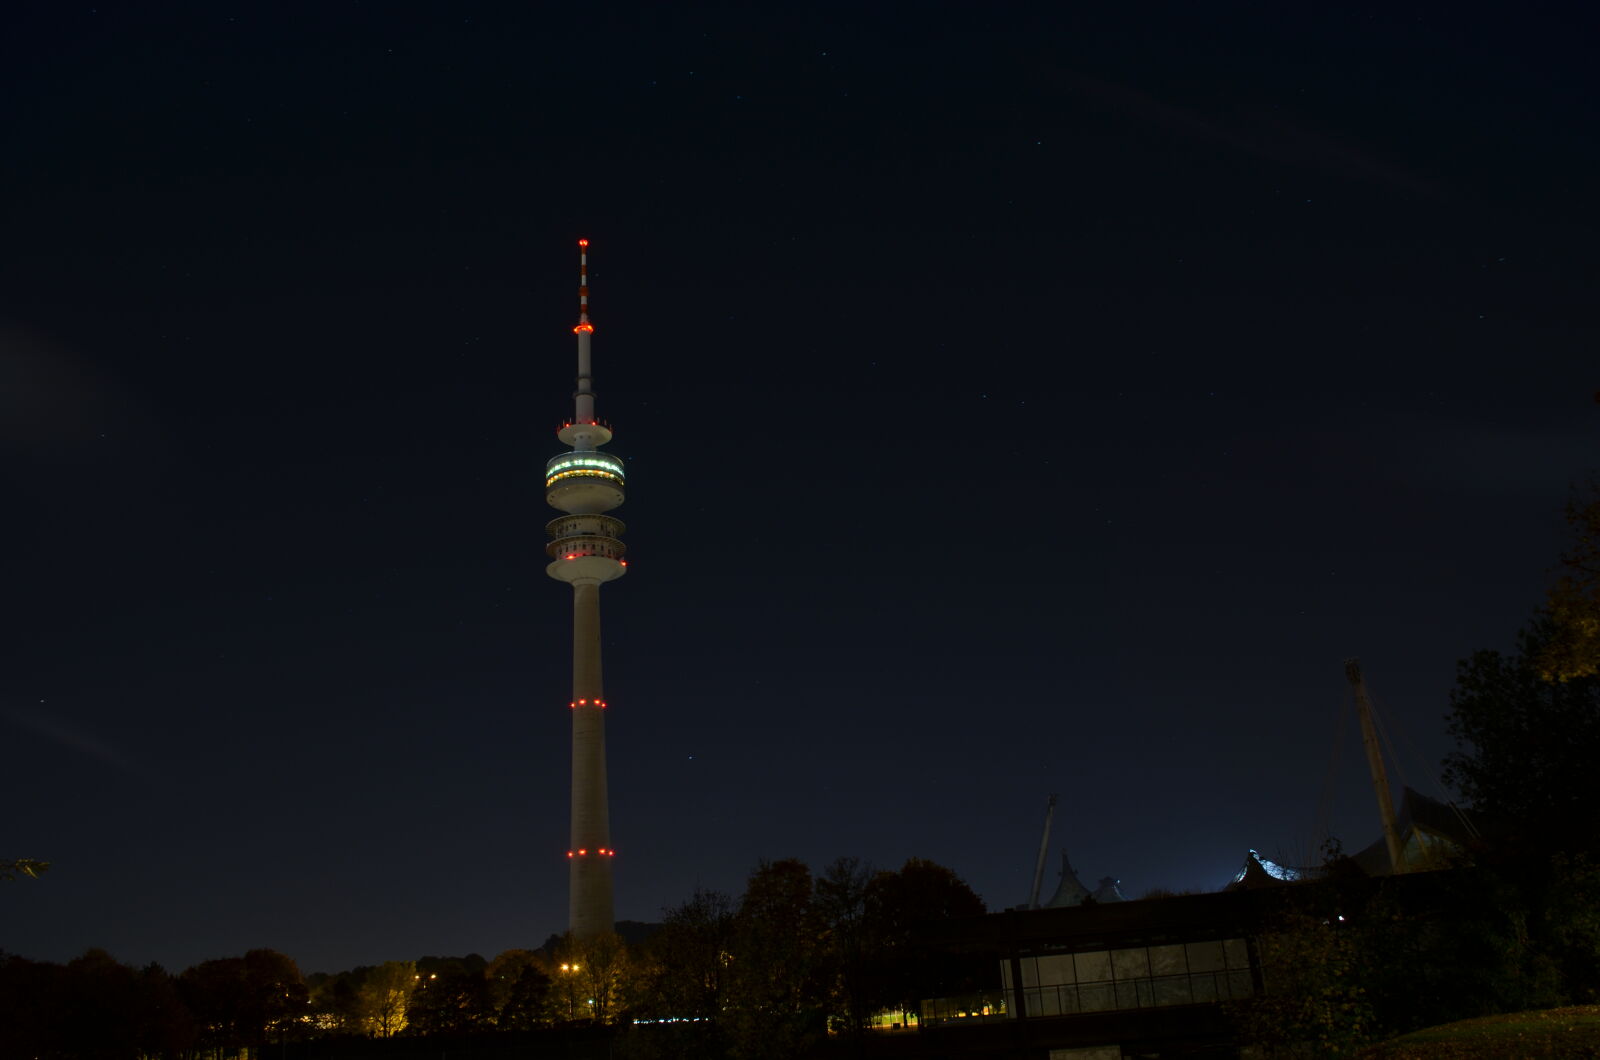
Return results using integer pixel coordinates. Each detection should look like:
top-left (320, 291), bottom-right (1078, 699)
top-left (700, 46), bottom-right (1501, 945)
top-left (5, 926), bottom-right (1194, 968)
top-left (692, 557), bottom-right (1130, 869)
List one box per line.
top-left (0, 950), bottom-right (193, 1060)
top-left (629, 889), bottom-right (734, 1060)
top-left (0, 954), bottom-right (65, 1060)
top-left (814, 857), bottom-right (873, 1037)
top-left (358, 961), bottom-right (415, 1037)
top-left (641, 889), bottom-right (734, 1022)
top-left (549, 932), bottom-right (632, 1024)
top-left (62, 949), bottom-right (143, 1060)
top-left (486, 949), bottom-right (551, 1030)
top-left (1542, 483), bottom-right (1600, 682)
top-left (308, 967), bottom-right (369, 1034)
top-left (724, 859), bottom-right (826, 1060)
top-left (405, 956), bottom-right (492, 1035)
top-left (862, 858), bottom-right (986, 1022)
top-left (132, 961), bottom-right (196, 1059)
top-left (1444, 619), bottom-right (1600, 852)
top-left (179, 957), bottom-right (248, 1054)
top-left (240, 948), bottom-right (310, 1046)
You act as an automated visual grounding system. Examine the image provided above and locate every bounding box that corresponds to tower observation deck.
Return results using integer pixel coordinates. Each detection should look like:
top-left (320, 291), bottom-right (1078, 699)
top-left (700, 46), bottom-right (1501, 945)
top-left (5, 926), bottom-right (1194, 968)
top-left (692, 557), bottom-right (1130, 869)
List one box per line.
top-left (546, 239), bottom-right (624, 939)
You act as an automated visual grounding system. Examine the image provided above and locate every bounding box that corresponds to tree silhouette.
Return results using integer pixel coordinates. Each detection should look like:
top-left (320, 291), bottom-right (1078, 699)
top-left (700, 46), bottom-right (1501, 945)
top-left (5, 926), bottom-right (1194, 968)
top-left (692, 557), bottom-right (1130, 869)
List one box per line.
top-left (1542, 483), bottom-right (1600, 682)
top-left (1444, 619), bottom-right (1600, 853)
top-left (723, 859), bottom-right (826, 1060)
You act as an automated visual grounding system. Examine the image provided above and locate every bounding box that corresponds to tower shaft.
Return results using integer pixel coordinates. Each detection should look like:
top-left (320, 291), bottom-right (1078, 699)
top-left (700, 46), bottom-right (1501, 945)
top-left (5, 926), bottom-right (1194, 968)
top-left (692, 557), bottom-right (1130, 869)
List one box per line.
top-left (568, 582), bottom-right (613, 936)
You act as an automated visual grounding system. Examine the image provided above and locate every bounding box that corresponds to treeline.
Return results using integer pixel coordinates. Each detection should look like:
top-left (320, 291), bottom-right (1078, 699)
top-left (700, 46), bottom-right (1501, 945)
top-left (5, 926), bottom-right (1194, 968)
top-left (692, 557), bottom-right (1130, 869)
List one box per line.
top-left (0, 855), bottom-right (985, 1060)
top-left (627, 856), bottom-right (985, 1059)
top-left (1237, 846), bottom-right (1600, 1055)
top-left (1238, 601), bottom-right (1600, 1056)
top-left (0, 947), bottom-right (305, 1060)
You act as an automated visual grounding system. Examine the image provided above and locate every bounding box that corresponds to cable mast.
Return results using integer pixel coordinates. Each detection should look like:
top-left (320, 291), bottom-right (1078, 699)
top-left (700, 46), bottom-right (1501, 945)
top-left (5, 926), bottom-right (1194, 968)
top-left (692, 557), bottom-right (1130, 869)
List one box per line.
top-left (1344, 659), bottom-right (1405, 874)
top-left (1028, 794), bottom-right (1058, 909)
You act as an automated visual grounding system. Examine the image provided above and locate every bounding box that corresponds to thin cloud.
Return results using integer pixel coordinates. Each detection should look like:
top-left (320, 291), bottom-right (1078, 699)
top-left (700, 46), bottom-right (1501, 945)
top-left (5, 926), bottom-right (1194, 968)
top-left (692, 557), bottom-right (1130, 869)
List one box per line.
top-left (4, 705), bottom-right (152, 780)
top-left (1058, 71), bottom-right (1441, 197)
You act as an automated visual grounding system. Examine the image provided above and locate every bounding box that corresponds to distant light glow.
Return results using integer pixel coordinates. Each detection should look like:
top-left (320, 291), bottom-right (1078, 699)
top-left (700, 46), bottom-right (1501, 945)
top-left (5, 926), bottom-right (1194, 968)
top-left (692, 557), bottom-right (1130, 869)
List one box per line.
top-left (574, 323), bottom-right (594, 334)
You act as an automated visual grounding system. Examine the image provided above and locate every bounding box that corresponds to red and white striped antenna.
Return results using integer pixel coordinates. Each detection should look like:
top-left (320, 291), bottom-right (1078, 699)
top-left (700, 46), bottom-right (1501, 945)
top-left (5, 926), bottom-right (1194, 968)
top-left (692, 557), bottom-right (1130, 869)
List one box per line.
top-left (575, 238), bottom-right (593, 333)
top-left (571, 239), bottom-right (597, 426)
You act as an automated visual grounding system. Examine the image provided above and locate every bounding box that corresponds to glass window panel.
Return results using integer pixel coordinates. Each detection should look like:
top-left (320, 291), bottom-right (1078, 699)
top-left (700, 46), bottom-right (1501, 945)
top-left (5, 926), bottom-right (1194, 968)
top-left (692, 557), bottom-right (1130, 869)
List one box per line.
top-left (1149, 944), bottom-right (1187, 976)
top-left (1153, 977), bottom-right (1192, 1006)
top-left (1000, 961), bottom-right (1013, 991)
top-left (1225, 970), bottom-right (1254, 999)
top-left (1113, 982), bottom-right (1142, 1010)
top-left (1223, 938), bottom-right (1250, 970)
top-left (1074, 950), bottom-right (1112, 983)
top-left (1036, 954), bottom-right (1075, 986)
top-left (1185, 941), bottom-right (1225, 973)
top-left (1056, 986), bottom-right (1081, 1015)
top-left (1078, 983), bottom-right (1115, 1013)
top-left (1112, 947), bottom-right (1151, 980)
top-left (1020, 957), bottom-right (1039, 988)
top-left (1033, 988), bottom-right (1062, 1017)
top-left (1189, 974), bottom-right (1219, 1003)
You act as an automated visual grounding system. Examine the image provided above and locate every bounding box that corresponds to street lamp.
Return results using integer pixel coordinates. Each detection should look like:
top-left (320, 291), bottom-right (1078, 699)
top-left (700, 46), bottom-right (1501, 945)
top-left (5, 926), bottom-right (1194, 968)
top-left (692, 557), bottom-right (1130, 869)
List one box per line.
top-left (559, 963), bottom-right (582, 1020)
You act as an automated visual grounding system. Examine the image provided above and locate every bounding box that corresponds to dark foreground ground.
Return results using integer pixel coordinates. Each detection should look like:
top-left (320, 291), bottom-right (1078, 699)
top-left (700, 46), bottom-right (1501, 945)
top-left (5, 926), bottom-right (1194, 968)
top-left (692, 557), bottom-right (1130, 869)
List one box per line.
top-left (1360, 1006), bottom-right (1600, 1059)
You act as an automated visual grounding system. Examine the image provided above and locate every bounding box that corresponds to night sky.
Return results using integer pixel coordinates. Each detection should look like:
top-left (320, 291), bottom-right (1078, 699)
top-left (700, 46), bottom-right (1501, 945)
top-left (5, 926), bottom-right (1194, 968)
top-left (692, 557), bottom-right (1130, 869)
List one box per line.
top-left (4, 1), bottom-right (1595, 975)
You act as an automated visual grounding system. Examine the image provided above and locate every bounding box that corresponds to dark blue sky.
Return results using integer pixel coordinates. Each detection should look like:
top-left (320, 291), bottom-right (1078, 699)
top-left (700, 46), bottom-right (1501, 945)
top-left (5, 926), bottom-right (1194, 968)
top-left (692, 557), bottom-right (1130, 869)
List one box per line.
top-left (3, 0), bottom-right (1595, 974)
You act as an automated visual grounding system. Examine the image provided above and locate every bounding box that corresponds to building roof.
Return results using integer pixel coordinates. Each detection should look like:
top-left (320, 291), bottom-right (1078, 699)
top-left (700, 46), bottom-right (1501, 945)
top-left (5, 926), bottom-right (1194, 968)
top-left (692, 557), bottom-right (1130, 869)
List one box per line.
top-left (1041, 852), bottom-right (1125, 907)
top-left (1043, 852), bottom-right (1090, 908)
top-left (1348, 787), bottom-right (1485, 876)
top-left (1225, 787), bottom-right (1489, 888)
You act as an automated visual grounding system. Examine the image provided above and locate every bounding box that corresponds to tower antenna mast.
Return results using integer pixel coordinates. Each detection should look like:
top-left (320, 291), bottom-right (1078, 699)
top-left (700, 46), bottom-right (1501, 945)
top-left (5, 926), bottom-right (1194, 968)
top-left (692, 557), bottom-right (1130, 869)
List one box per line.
top-left (1028, 794), bottom-right (1058, 909)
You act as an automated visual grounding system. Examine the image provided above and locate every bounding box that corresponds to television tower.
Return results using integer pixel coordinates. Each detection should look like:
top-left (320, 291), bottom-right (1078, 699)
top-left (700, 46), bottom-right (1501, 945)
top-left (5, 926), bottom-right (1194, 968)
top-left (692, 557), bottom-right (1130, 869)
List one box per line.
top-left (546, 239), bottom-right (625, 938)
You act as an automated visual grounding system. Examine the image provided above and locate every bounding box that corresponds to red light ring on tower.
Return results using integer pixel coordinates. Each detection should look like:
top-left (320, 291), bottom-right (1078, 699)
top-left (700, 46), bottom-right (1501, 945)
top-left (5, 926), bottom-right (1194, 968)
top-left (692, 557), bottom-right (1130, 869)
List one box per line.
top-left (566, 848), bottom-right (616, 857)
top-left (569, 700), bottom-right (609, 708)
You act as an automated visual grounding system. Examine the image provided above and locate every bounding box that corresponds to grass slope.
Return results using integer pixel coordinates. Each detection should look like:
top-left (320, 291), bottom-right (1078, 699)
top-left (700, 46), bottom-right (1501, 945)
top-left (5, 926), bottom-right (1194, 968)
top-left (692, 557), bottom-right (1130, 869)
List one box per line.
top-left (1359, 1006), bottom-right (1600, 1058)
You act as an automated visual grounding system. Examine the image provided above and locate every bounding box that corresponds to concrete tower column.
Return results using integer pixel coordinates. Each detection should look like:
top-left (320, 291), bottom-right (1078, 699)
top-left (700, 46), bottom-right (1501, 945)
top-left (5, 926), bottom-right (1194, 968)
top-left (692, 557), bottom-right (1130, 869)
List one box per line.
top-left (545, 239), bottom-right (626, 940)
top-left (572, 580), bottom-right (604, 700)
top-left (568, 580), bottom-right (613, 937)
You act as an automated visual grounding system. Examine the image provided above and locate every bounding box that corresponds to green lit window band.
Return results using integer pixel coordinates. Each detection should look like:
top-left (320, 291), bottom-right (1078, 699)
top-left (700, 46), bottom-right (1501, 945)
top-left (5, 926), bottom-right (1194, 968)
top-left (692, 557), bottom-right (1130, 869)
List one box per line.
top-left (547, 454), bottom-right (623, 474)
top-left (546, 468), bottom-right (623, 486)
